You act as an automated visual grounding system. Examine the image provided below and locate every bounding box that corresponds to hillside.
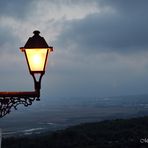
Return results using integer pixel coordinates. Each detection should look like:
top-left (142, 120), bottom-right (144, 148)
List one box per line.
top-left (2, 116), bottom-right (148, 148)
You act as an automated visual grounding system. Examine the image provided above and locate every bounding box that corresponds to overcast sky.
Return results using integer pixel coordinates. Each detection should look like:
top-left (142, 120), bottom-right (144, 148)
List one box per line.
top-left (0, 0), bottom-right (148, 101)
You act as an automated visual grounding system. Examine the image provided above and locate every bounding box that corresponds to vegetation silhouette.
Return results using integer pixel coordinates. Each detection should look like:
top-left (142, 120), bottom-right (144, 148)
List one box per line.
top-left (3, 116), bottom-right (148, 148)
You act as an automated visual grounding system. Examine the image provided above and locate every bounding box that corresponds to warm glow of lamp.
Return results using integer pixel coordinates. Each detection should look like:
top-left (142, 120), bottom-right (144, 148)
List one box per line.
top-left (25, 48), bottom-right (48, 72)
top-left (20, 30), bottom-right (53, 75)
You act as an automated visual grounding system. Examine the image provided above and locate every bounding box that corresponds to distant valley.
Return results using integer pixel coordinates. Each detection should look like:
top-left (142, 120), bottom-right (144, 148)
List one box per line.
top-left (1, 94), bottom-right (148, 137)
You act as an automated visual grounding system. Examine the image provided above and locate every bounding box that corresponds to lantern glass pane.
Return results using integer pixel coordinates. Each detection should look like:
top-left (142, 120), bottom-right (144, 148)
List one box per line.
top-left (25, 48), bottom-right (48, 72)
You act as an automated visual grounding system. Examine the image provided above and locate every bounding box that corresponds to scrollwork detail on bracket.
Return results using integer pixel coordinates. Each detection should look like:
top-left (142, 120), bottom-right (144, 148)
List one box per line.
top-left (0, 96), bottom-right (38, 117)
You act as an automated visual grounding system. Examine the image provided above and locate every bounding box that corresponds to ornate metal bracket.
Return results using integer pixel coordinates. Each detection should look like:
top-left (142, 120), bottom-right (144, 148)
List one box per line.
top-left (0, 91), bottom-right (40, 118)
top-left (0, 72), bottom-right (43, 118)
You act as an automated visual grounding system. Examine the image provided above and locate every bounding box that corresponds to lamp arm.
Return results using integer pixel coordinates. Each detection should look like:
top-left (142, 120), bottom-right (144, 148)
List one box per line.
top-left (0, 91), bottom-right (40, 118)
top-left (0, 73), bottom-right (45, 118)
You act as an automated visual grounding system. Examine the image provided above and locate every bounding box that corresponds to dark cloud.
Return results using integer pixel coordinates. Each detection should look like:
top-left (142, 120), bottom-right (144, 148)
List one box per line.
top-left (0, 0), bottom-right (31, 19)
top-left (99, 0), bottom-right (148, 15)
top-left (0, 0), bottom-right (148, 99)
top-left (0, 29), bottom-right (17, 52)
top-left (57, 0), bottom-right (148, 54)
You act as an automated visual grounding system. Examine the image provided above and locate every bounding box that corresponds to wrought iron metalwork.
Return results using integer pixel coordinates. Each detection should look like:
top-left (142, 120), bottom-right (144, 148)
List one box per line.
top-left (0, 73), bottom-right (41, 118)
top-left (0, 91), bottom-right (39, 117)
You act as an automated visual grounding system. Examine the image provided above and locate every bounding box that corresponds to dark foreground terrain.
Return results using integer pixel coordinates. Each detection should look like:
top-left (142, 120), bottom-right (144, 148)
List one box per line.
top-left (2, 116), bottom-right (148, 148)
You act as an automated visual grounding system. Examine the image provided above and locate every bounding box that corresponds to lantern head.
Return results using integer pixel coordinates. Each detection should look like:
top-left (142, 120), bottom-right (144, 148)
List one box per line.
top-left (20, 30), bottom-right (53, 75)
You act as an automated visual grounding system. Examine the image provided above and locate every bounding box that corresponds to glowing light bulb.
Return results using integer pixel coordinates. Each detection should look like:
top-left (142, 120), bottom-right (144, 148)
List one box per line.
top-left (25, 49), bottom-right (48, 72)
top-left (33, 54), bottom-right (41, 64)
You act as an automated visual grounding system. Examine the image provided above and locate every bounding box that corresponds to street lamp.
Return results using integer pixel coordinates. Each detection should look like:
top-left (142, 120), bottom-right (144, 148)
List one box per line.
top-left (20, 30), bottom-right (53, 95)
top-left (0, 30), bottom-right (53, 118)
